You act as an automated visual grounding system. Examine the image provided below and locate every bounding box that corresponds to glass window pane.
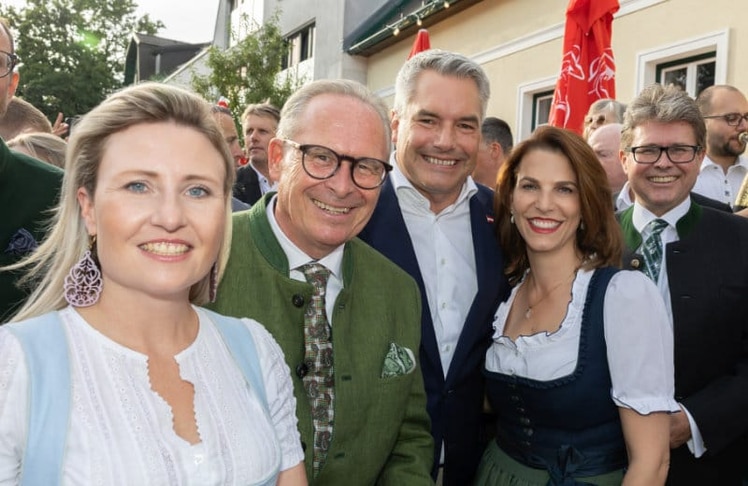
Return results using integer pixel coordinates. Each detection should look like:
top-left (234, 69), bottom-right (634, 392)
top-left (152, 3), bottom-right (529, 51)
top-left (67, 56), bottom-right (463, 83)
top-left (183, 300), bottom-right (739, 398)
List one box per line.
top-left (536, 96), bottom-right (552, 127)
top-left (663, 67), bottom-right (687, 91)
top-left (696, 61), bottom-right (715, 96)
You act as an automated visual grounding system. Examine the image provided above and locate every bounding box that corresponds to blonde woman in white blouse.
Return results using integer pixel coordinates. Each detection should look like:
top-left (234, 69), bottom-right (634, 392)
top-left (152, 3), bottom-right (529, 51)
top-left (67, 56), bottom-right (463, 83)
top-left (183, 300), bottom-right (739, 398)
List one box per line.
top-left (0, 83), bottom-right (306, 485)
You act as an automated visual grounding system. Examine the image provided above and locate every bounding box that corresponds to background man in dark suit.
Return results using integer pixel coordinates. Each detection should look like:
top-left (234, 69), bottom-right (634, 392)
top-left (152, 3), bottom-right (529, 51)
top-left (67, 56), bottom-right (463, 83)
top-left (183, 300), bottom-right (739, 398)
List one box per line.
top-left (233, 102), bottom-right (280, 205)
top-left (359, 49), bottom-right (509, 485)
top-left (617, 83), bottom-right (748, 485)
top-left (0, 17), bottom-right (62, 321)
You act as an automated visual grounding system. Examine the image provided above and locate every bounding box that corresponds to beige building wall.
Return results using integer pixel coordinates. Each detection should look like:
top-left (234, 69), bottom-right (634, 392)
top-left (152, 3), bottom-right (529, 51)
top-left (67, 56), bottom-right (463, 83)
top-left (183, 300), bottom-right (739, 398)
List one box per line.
top-left (363, 0), bottom-right (746, 141)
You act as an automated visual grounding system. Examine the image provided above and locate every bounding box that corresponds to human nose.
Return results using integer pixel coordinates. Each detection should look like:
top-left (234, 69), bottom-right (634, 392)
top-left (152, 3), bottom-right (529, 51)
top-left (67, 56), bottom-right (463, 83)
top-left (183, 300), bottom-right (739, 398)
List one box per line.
top-left (325, 159), bottom-right (356, 195)
top-left (534, 188), bottom-right (554, 211)
top-left (230, 141), bottom-right (243, 159)
top-left (151, 191), bottom-right (187, 231)
top-left (653, 148), bottom-right (674, 167)
top-left (433, 124), bottom-right (456, 150)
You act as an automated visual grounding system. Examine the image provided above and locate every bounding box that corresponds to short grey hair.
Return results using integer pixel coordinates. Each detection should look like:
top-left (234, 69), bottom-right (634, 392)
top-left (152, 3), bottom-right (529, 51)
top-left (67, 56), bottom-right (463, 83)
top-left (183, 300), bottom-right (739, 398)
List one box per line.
top-left (393, 49), bottom-right (490, 119)
top-left (277, 79), bottom-right (391, 152)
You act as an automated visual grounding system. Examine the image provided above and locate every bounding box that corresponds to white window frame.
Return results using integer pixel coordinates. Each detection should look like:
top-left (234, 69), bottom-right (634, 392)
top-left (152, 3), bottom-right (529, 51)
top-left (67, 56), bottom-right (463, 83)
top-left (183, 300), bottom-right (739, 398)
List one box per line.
top-left (657, 53), bottom-right (716, 97)
top-left (635, 29), bottom-right (728, 97)
top-left (517, 76), bottom-right (557, 141)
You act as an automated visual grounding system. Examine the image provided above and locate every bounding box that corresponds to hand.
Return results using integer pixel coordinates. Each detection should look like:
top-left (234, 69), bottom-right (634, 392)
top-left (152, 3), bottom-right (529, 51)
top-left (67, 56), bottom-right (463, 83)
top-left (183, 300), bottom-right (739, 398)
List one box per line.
top-left (669, 407), bottom-right (691, 449)
top-left (51, 112), bottom-right (69, 138)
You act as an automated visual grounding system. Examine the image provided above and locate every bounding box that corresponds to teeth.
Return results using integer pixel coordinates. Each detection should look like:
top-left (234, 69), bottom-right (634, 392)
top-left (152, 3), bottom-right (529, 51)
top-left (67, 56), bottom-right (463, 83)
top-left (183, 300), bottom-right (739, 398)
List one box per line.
top-left (649, 176), bottom-right (677, 183)
top-left (313, 199), bottom-right (351, 214)
top-left (140, 242), bottom-right (189, 255)
top-left (424, 156), bottom-right (457, 166)
top-left (529, 219), bottom-right (560, 229)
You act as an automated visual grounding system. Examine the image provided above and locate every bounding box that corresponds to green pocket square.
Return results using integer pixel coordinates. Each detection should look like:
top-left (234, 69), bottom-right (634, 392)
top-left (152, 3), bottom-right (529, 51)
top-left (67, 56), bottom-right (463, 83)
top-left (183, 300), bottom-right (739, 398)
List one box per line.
top-left (381, 342), bottom-right (416, 378)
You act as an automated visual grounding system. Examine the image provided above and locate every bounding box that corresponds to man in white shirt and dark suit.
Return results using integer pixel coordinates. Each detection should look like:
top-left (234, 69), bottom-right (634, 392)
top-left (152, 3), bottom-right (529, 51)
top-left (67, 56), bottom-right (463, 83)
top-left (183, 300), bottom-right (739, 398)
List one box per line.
top-left (358, 49), bottom-right (509, 485)
top-left (618, 83), bottom-right (748, 485)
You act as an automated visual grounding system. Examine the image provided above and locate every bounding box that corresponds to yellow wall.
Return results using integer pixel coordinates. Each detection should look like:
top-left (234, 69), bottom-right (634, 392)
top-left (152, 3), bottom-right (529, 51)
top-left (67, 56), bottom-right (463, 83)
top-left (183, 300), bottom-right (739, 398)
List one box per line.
top-left (362, 0), bottom-right (747, 141)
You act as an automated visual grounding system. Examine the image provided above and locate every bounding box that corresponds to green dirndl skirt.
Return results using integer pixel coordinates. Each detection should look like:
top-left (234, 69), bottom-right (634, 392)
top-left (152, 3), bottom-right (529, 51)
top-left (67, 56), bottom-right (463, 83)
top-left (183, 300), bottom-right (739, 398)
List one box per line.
top-left (473, 440), bottom-right (624, 486)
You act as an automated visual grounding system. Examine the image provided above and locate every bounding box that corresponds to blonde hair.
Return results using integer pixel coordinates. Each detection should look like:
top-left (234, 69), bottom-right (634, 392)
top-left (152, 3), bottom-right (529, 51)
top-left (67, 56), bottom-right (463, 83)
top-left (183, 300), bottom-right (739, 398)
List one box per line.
top-left (7, 132), bottom-right (67, 168)
top-left (7, 82), bottom-right (235, 321)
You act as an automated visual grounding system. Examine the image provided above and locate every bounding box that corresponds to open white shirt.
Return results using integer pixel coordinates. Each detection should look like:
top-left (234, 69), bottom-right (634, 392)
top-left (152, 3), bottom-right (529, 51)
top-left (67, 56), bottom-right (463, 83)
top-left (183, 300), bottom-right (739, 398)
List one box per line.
top-left (692, 154), bottom-right (748, 207)
top-left (390, 164), bottom-right (478, 376)
top-left (0, 306), bottom-right (303, 485)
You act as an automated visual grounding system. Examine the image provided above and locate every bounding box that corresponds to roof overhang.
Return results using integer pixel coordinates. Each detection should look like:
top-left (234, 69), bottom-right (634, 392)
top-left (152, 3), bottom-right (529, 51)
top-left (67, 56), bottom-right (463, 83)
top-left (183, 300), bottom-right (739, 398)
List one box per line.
top-left (346, 0), bottom-right (481, 57)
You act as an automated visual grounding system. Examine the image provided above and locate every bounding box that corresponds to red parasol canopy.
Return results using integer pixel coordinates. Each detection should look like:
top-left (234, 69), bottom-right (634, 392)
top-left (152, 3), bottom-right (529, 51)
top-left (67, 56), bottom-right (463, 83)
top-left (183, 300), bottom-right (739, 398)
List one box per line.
top-left (548, 0), bottom-right (619, 134)
top-left (407, 29), bottom-right (431, 60)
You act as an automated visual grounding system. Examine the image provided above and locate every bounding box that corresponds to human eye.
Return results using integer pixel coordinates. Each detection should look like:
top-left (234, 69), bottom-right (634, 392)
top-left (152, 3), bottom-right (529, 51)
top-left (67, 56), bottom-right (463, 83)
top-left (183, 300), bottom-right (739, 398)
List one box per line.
top-left (669, 146), bottom-right (690, 156)
top-left (417, 116), bottom-right (437, 126)
top-left (557, 184), bottom-right (576, 195)
top-left (186, 185), bottom-right (210, 198)
top-left (306, 147), bottom-right (336, 165)
top-left (125, 181), bottom-right (148, 193)
top-left (724, 113), bottom-right (741, 125)
top-left (457, 121), bottom-right (478, 132)
top-left (518, 181), bottom-right (537, 191)
top-left (634, 146), bottom-right (658, 157)
top-left (356, 159), bottom-right (384, 176)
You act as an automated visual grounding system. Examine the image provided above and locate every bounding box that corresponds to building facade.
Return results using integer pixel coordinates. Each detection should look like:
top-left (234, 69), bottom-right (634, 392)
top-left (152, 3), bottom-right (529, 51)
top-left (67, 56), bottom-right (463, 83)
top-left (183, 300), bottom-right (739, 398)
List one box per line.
top-left (169, 0), bottom-right (745, 144)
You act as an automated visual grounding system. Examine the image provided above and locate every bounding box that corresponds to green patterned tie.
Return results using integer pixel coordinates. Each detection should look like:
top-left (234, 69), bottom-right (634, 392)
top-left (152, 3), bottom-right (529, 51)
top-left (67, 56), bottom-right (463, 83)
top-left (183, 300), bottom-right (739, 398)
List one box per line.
top-left (300, 263), bottom-right (334, 477)
top-left (642, 219), bottom-right (668, 283)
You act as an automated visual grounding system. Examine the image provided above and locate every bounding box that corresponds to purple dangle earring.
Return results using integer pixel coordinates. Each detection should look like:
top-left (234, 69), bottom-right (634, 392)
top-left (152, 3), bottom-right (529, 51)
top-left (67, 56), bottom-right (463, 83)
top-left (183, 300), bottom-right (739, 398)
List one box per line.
top-left (64, 235), bottom-right (103, 307)
top-left (209, 262), bottom-right (218, 303)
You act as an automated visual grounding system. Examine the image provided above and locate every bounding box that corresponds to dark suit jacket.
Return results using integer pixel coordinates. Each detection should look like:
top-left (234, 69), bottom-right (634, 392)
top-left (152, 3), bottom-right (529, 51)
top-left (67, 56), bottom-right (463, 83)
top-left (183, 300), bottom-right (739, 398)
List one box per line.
top-left (619, 199), bottom-right (748, 485)
top-left (233, 164), bottom-right (263, 205)
top-left (359, 179), bottom-right (509, 485)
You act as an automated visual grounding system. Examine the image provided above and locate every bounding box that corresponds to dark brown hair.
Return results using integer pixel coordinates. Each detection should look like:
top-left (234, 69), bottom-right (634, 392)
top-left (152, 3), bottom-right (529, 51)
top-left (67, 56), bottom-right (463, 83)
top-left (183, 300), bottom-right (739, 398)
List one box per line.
top-left (495, 125), bottom-right (622, 284)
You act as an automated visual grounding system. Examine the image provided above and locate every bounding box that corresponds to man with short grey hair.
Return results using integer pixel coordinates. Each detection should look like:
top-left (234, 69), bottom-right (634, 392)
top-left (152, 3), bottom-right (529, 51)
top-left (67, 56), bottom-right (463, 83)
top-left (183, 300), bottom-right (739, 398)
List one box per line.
top-left (212, 79), bottom-right (433, 485)
top-left (360, 49), bottom-right (509, 485)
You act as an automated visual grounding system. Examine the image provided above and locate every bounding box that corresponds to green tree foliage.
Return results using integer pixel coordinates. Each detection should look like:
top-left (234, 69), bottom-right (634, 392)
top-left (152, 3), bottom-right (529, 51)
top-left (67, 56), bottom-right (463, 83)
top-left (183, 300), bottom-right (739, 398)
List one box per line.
top-left (192, 13), bottom-right (303, 118)
top-left (0, 0), bottom-right (163, 119)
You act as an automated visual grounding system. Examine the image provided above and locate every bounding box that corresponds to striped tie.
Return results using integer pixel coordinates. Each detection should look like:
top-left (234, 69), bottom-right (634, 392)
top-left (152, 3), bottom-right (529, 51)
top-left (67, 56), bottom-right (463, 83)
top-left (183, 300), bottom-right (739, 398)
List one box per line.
top-left (642, 219), bottom-right (669, 283)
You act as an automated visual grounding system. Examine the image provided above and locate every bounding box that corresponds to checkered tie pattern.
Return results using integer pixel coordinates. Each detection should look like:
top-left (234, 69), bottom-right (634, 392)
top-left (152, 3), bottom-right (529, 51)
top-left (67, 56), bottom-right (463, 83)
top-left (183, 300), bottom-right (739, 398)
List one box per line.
top-left (300, 263), bottom-right (334, 477)
top-left (642, 219), bottom-right (669, 283)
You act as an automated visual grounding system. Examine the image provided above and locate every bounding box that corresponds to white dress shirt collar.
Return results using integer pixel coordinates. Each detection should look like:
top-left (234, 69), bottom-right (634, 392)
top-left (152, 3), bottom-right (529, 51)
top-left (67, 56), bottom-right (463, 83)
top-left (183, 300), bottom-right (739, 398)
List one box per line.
top-left (265, 195), bottom-right (344, 278)
top-left (390, 155), bottom-right (478, 216)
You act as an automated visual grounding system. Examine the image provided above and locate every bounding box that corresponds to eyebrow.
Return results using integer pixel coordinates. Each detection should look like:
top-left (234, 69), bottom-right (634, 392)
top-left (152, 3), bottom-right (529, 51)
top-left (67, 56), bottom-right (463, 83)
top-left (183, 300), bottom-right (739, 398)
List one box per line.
top-left (414, 109), bottom-right (480, 126)
top-left (115, 170), bottom-right (222, 183)
top-left (518, 175), bottom-right (578, 186)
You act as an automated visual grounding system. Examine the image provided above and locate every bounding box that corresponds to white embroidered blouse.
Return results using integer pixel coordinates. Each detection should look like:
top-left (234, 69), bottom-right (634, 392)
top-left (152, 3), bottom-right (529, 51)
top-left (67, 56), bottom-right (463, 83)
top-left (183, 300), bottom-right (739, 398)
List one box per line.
top-left (485, 268), bottom-right (680, 415)
top-left (0, 306), bottom-right (303, 485)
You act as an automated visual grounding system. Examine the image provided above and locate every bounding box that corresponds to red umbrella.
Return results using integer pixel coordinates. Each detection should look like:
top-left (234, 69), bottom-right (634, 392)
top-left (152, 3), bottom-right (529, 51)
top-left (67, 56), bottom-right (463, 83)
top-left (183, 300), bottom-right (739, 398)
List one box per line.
top-left (548, 0), bottom-right (619, 134)
top-left (407, 29), bottom-right (431, 60)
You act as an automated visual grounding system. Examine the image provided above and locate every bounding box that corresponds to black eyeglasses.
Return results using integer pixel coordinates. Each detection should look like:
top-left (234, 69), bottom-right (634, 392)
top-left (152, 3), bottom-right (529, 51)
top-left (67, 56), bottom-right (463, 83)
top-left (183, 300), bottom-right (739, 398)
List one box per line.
top-left (703, 113), bottom-right (748, 127)
top-left (283, 139), bottom-right (391, 190)
top-left (0, 50), bottom-right (18, 78)
top-left (624, 145), bottom-right (702, 164)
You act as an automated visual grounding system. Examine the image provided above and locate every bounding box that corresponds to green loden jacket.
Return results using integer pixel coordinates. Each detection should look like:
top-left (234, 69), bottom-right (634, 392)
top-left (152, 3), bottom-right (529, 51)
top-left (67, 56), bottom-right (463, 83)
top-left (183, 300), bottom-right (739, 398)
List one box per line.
top-left (210, 194), bottom-right (434, 485)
